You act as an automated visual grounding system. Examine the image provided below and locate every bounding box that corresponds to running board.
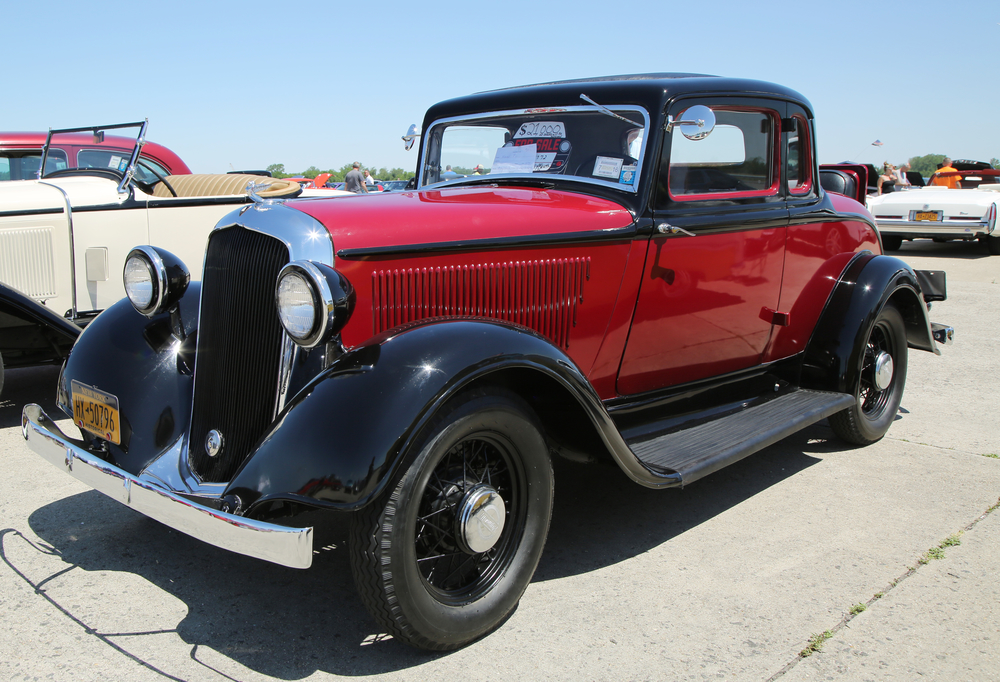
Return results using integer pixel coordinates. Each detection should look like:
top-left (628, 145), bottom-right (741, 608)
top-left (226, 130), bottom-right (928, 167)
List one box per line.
top-left (627, 389), bottom-right (854, 487)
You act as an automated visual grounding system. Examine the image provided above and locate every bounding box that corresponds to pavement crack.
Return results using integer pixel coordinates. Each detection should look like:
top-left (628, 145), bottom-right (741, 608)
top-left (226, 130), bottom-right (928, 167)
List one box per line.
top-left (764, 496), bottom-right (1000, 681)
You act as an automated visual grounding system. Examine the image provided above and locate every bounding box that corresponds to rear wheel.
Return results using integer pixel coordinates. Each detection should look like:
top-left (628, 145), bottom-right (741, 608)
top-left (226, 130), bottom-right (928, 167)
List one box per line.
top-left (349, 388), bottom-right (553, 650)
top-left (986, 235), bottom-right (1000, 255)
top-left (0, 351), bottom-right (4, 396)
top-left (830, 302), bottom-right (907, 445)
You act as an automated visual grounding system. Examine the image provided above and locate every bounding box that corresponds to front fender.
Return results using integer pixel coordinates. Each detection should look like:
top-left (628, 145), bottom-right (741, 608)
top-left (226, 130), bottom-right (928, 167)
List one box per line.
top-left (802, 254), bottom-right (935, 394)
top-left (227, 319), bottom-right (589, 515)
top-left (57, 283), bottom-right (200, 474)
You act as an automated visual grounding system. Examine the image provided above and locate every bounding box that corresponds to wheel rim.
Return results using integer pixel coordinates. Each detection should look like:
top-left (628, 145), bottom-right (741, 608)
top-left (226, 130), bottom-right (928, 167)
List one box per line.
top-left (414, 433), bottom-right (525, 604)
top-left (859, 321), bottom-right (895, 417)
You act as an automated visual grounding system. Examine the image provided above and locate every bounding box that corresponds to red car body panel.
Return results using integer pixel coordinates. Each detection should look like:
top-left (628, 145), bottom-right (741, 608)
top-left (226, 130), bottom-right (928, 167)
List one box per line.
top-left (0, 131), bottom-right (192, 175)
top-left (617, 227), bottom-right (785, 394)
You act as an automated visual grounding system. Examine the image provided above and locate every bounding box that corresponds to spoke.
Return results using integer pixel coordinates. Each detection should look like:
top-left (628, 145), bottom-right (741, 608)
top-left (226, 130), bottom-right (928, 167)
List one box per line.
top-left (439, 552), bottom-right (480, 586)
top-left (417, 550), bottom-right (466, 564)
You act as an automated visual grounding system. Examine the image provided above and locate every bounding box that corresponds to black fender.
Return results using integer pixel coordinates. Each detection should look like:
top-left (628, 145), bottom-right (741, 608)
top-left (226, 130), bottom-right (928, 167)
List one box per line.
top-left (0, 282), bottom-right (79, 371)
top-left (56, 283), bottom-right (201, 474)
top-left (801, 253), bottom-right (936, 395)
top-left (227, 319), bottom-right (604, 516)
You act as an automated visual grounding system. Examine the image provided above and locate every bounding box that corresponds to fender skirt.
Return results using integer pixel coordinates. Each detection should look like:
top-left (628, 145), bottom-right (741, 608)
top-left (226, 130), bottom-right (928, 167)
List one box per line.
top-left (801, 253), bottom-right (937, 395)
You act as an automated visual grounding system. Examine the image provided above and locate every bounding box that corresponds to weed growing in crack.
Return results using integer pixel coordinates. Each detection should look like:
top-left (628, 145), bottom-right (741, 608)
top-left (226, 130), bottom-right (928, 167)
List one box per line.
top-left (800, 631), bottom-right (833, 657)
top-left (849, 603), bottom-right (866, 615)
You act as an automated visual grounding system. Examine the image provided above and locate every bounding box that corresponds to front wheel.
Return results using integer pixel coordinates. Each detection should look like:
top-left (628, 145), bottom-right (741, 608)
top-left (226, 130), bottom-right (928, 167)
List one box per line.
top-left (349, 388), bottom-right (554, 650)
top-left (829, 302), bottom-right (907, 445)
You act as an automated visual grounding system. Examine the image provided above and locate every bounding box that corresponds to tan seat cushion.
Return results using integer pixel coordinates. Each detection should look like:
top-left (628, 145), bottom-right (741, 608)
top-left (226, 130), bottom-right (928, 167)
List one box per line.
top-left (152, 174), bottom-right (302, 198)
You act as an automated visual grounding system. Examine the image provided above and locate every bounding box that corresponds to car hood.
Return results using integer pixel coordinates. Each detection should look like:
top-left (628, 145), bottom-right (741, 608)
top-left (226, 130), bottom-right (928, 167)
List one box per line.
top-left (287, 185), bottom-right (635, 252)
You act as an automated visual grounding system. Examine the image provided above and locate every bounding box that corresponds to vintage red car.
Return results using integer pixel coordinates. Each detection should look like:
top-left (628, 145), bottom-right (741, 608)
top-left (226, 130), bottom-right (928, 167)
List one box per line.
top-left (0, 128), bottom-right (191, 181)
top-left (22, 74), bottom-right (952, 650)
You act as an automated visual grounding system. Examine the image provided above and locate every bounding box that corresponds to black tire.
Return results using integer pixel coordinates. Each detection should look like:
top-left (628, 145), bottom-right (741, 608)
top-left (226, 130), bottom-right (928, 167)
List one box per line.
top-left (986, 235), bottom-right (1000, 255)
top-left (880, 234), bottom-right (903, 251)
top-left (349, 388), bottom-right (554, 650)
top-left (829, 302), bottom-right (907, 445)
top-left (0, 351), bottom-right (4, 397)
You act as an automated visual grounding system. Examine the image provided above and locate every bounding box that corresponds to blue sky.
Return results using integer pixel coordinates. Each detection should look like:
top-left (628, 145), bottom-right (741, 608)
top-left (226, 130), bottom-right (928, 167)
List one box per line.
top-left (6, 1), bottom-right (998, 175)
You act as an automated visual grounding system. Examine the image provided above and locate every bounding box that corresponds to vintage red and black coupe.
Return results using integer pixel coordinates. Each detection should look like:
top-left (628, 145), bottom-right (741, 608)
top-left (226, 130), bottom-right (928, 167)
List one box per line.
top-left (22, 74), bottom-right (952, 650)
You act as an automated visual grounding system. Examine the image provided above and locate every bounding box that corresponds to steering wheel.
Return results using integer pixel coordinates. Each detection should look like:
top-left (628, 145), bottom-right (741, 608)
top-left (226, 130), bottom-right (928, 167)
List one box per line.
top-left (143, 162), bottom-right (178, 197)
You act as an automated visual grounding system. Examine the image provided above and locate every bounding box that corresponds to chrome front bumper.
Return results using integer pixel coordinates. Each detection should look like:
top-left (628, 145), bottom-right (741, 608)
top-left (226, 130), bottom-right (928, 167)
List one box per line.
top-left (21, 404), bottom-right (313, 569)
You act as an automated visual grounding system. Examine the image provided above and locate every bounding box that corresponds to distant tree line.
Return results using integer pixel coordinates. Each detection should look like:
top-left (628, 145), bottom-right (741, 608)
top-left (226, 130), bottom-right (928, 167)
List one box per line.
top-left (265, 163), bottom-right (412, 182)
top-left (902, 154), bottom-right (998, 177)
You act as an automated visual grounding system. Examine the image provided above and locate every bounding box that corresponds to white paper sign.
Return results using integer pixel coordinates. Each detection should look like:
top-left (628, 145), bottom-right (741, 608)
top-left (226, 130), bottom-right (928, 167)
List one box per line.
top-left (108, 155), bottom-right (123, 169)
top-left (593, 156), bottom-right (623, 180)
top-left (491, 144), bottom-right (537, 174)
top-left (513, 121), bottom-right (566, 139)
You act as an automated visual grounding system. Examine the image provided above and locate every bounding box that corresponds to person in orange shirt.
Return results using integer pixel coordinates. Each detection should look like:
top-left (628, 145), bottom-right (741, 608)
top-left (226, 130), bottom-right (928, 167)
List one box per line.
top-left (928, 158), bottom-right (962, 189)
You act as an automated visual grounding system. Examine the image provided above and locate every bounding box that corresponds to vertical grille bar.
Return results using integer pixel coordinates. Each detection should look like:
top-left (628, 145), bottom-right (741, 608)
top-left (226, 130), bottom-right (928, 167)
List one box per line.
top-left (189, 227), bottom-right (289, 482)
top-left (371, 257), bottom-right (590, 349)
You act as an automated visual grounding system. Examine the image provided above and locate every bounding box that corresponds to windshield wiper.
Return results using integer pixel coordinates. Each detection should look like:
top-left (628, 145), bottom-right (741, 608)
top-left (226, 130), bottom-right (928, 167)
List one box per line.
top-left (580, 94), bottom-right (644, 128)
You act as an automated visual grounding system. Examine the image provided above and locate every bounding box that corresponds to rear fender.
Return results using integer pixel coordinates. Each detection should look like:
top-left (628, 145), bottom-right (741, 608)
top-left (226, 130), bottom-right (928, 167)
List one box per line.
top-left (56, 283), bottom-right (200, 473)
top-left (227, 319), bottom-right (596, 515)
top-left (802, 254), bottom-right (936, 394)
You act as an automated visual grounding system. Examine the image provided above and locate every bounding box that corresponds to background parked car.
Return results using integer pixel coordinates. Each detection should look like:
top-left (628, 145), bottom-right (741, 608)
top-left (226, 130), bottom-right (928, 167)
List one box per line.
top-left (0, 129), bottom-right (191, 182)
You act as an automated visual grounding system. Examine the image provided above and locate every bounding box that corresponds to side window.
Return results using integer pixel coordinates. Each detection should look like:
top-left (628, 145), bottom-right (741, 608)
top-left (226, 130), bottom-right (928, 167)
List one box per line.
top-left (786, 115), bottom-right (813, 195)
top-left (666, 109), bottom-right (777, 201)
top-left (77, 149), bottom-right (130, 173)
top-left (0, 150), bottom-right (68, 180)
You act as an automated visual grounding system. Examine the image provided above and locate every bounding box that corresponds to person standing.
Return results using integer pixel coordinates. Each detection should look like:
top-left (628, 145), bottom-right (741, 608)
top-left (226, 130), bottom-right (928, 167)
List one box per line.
top-left (928, 158), bottom-right (961, 189)
top-left (344, 162), bottom-right (368, 194)
top-left (363, 169), bottom-right (375, 186)
top-left (895, 163), bottom-right (911, 187)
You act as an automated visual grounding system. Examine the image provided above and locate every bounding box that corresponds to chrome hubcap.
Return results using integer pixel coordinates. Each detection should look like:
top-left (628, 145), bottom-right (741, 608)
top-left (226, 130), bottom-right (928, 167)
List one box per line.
top-left (455, 484), bottom-right (506, 554)
top-left (873, 351), bottom-right (894, 391)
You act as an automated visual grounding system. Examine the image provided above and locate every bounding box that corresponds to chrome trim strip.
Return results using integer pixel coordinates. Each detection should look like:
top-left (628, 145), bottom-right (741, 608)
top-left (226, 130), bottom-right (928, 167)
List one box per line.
top-left (37, 180), bottom-right (77, 319)
top-left (22, 404), bottom-right (313, 569)
top-left (419, 105), bottom-right (650, 194)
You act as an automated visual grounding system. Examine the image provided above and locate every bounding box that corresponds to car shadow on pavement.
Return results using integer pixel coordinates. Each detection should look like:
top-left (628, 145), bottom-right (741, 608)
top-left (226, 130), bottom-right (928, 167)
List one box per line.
top-left (0, 365), bottom-right (62, 429)
top-left (889, 240), bottom-right (992, 260)
top-left (15, 421), bottom-right (843, 679)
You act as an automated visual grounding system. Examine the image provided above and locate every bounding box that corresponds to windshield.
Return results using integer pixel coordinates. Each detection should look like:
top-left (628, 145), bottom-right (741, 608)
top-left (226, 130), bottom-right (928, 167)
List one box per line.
top-left (420, 106), bottom-right (648, 191)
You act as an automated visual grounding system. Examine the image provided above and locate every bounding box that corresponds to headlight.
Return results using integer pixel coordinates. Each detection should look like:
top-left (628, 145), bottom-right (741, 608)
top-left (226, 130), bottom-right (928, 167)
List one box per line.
top-left (275, 261), bottom-right (355, 348)
top-left (123, 246), bottom-right (190, 316)
top-left (276, 271), bottom-right (319, 340)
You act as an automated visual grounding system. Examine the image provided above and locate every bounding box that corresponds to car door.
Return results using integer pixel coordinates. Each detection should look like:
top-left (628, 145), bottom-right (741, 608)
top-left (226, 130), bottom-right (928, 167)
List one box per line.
top-left (617, 97), bottom-right (788, 395)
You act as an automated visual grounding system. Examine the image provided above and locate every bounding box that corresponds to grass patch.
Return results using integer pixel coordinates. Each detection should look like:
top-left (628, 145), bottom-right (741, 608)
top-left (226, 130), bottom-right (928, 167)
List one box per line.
top-left (982, 453), bottom-right (998, 459)
top-left (849, 603), bottom-right (866, 615)
top-left (940, 533), bottom-right (962, 548)
top-left (800, 631), bottom-right (833, 657)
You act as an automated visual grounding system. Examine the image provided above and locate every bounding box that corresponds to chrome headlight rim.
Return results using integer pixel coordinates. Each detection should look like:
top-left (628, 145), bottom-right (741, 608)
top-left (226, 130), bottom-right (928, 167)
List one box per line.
top-left (124, 246), bottom-right (167, 316)
top-left (275, 261), bottom-right (335, 348)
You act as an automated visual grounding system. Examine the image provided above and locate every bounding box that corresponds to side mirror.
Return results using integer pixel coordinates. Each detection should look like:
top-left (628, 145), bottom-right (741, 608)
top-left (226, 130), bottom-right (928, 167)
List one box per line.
top-left (402, 124), bottom-right (421, 151)
top-left (669, 105), bottom-right (716, 141)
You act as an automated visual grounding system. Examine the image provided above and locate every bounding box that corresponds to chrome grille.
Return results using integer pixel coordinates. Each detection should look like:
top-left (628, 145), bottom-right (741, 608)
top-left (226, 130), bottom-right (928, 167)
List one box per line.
top-left (189, 226), bottom-right (289, 482)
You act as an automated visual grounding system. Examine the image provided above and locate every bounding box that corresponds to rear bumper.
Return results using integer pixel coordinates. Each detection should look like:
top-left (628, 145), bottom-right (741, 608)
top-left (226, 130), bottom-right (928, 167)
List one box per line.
top-left (876, 219), bottom-right (992, 239)
top-left (21, 404), bottom-right (313, 569)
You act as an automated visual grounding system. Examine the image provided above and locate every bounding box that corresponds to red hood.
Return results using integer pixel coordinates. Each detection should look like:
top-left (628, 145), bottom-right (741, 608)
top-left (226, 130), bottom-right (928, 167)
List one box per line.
top-left (288, 186), bottom-right (635, 251)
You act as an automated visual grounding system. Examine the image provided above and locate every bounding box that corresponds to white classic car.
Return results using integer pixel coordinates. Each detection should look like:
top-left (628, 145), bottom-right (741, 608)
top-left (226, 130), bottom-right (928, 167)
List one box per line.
top-left (0, 121), bottom-right (347, 393)
top-left (866, 160), bottom-right (1000, 254)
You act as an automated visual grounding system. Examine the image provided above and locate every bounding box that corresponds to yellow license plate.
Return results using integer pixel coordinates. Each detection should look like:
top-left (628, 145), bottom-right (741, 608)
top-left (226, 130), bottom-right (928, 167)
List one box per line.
top-left (71, 380), bottom-right (121, 445)
top-left (914, 211), bottom-right (940, 222)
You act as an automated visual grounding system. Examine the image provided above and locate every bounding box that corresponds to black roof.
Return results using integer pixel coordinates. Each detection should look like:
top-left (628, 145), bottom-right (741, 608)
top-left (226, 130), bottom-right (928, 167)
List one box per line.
top-left (423, 73), bottom-right (814, 126)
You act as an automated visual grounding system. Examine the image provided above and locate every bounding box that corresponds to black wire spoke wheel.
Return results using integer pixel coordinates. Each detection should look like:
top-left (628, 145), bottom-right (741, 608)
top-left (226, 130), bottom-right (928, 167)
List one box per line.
top-left (350, 387), bottom-right (553, 650)
top-left (415, 434), bottom-right (523, 601)
top-left (830, 302), bottom-right (908, 445)
top-left (858, 323), bottom-right (893, 418)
